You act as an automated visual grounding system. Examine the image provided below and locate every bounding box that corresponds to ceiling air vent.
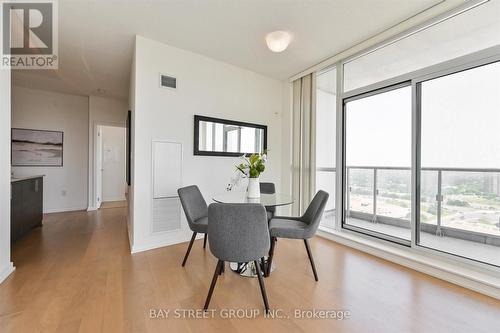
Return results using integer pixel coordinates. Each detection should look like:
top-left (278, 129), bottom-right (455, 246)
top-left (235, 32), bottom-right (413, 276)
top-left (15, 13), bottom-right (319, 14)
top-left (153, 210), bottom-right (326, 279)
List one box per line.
top-left (160, 74), bottom-right (177, 89)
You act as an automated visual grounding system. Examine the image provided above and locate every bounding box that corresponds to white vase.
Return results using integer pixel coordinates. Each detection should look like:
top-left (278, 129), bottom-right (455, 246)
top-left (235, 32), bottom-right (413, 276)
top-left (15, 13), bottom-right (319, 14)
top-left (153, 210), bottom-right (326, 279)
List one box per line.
top-left (247, 177), bottom-right (260, 198)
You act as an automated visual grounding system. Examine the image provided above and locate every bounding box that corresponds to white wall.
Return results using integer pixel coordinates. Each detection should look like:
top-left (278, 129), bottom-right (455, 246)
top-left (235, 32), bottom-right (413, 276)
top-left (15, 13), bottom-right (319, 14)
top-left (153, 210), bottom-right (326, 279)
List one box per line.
top-left (11, 87), bottom-right (89, 213)
top-left (130, 36), bottom-right (283, 252)
top-left (101, 125), bottom-right (126, 202)
top-left (0, 68), bottom-right (14, 283)
top-left (87, 96), bottom-right (128, 209)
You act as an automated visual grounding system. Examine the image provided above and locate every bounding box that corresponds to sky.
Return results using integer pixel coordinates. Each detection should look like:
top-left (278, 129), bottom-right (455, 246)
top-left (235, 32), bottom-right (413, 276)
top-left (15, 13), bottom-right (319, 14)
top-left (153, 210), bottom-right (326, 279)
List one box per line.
top-left (320, 63), bottom-right (500, 170)
top-left (421, 61), bottom-right (500, 169)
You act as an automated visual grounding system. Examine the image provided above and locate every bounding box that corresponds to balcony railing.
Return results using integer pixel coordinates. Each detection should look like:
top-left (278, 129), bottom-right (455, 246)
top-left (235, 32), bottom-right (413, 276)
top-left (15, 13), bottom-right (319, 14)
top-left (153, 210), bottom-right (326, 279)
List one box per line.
top-left (316, 166), bottom-right (500, 246)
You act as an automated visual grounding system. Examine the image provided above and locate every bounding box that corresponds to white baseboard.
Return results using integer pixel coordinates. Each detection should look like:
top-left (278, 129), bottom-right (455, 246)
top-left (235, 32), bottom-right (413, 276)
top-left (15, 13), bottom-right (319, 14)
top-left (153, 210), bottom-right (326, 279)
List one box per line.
top-left (131, 232), bottom-right (203, 254)
top-left (102, 196), bottom-right (126, 202)
top-left (317, 228), bottom-right (500, 300)
top-left (0, 262), bottom-right (15, 284)
top-left (127, 224), bottom-right (133, 251)
top-left (126, 213), bottom-right (133, 251)
top-left (87, 206), bottom-right (98, 211)
top-left (44, 206), bottom-right (88, 214)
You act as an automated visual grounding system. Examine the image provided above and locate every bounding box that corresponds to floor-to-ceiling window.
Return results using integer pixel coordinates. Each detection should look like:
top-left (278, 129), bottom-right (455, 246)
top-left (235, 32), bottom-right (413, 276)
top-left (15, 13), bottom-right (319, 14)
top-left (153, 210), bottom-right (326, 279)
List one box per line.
top-left (315, 68), bottom-right (336, 228)
top-left (333, 0), bottom-right (500, 267)
top-left (418, 61), bottom-right (500, 266)
top-left (343, 83), bottom-right (412, 243)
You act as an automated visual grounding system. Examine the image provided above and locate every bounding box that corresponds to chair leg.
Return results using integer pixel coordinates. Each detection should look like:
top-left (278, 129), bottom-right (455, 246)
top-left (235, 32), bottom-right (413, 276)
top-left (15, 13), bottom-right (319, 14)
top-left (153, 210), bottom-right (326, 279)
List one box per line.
top-left (254, 260), bottom-right (270, 313)
top-left (219, 261), bottom-right (224, 275)
top-left (203, 233), bottom-right (207, 249)
top-left (181, 232), bottom-right (197, 267)
top-left (304, 239), bottom-right (318, 281)
top-left (204, 260), bottom-right (223, 310)
top-left (266, 237), bottom-right (276, 277)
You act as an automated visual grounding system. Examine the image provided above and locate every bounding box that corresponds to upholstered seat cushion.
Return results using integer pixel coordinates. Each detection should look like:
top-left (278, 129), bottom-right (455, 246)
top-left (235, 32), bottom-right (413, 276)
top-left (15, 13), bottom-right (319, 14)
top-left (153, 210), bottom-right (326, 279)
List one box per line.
top-left (208, 203), bottom-right (269, 262)
top-left (178, 185), bottom-right (208, 234)
top-left (269, 218), bottom-right (309, 239)
top-left (192, 216), bottom-right (208, 233)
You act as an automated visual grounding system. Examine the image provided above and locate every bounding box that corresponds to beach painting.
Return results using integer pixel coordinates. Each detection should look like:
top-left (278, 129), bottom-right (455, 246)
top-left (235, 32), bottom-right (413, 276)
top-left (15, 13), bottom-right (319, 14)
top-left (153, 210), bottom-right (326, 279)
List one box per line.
top-left (12, 128), bottom-right (63, 166)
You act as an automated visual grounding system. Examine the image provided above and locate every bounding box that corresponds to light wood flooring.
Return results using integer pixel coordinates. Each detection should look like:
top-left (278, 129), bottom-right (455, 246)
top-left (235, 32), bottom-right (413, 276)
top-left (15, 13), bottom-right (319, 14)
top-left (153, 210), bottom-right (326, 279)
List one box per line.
top-left (100, 201), bottom-right (128, 209)
top-left (0, 206), bottom-right (499, 332)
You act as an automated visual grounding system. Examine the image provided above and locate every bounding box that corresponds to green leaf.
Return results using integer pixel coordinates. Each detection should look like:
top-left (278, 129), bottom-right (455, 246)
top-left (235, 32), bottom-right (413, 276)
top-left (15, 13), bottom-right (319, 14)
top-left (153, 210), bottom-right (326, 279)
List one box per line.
top-left (249, 168), bottom-right (259, 178)
top-left (236, 151), bottom-right (267, 178)
top-left (236, 165), bottom-right (247, 175)
top-left (249, 154), bottom-right (259, 165)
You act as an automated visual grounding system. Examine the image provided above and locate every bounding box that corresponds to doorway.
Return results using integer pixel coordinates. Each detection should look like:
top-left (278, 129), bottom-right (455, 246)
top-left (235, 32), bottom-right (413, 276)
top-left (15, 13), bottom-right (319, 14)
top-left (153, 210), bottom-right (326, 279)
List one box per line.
top-left (95, 125), bottom-right (127, 209)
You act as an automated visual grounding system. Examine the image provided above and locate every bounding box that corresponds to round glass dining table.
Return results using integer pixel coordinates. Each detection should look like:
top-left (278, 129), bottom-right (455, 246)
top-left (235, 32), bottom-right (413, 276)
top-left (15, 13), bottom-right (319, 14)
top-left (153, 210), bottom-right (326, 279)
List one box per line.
top-left (212, 191), bottom-right (294, 278)
top-left (212, 191), bottom-right (294, 207)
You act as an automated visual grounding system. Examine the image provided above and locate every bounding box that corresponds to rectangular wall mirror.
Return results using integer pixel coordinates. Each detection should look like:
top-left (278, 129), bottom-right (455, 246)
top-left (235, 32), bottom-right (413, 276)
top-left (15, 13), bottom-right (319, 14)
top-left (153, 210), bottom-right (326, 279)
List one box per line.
top-left (194, 115), bottom-right (267, 157)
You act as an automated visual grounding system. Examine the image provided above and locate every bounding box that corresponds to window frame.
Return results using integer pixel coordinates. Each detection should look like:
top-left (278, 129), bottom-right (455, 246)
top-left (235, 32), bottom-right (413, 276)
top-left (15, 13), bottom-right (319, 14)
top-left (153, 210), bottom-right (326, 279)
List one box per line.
top-left (413, 57), bottom-right (500, 267)
top-left (334, 45), bottom-right (500, 271)
top-left (341, 81), bottom-right (412, 246)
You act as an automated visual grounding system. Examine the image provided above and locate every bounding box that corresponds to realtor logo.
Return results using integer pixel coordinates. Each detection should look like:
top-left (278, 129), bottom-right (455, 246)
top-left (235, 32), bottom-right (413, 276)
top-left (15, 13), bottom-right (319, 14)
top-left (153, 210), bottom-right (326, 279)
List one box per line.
top-left (1, 0), bottom-right (58, 69)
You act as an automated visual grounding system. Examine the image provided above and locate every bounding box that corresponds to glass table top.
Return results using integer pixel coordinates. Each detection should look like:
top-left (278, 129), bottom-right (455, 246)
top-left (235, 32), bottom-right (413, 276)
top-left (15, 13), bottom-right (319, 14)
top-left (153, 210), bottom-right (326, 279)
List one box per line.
top-left (212, 192), bottom-right (294, 207)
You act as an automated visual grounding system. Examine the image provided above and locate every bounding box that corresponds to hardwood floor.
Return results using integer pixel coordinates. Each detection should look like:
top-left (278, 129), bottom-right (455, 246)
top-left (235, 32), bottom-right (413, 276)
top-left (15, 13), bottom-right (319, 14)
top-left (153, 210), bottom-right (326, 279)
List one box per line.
top-left (0, 206), bottom-right (499, 333)
top-left (100, 201), bottom-right (128, 209)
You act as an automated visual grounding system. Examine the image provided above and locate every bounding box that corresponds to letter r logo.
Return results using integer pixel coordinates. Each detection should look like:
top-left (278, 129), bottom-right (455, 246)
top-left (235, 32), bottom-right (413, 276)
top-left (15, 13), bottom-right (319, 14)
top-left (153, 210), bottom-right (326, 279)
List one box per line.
top-left (2, 2), bottom-right (53, 55)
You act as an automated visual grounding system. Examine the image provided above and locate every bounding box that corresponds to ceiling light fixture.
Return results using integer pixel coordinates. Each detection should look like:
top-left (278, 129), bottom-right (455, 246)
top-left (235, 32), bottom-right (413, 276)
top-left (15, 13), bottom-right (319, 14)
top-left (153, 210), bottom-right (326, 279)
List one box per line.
top-left (265, 31), bottom-right (292, 53)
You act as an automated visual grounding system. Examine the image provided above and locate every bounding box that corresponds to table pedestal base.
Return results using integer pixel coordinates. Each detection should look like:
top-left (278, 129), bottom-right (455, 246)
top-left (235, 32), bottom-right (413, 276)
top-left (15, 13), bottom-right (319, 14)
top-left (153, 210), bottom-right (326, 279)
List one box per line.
top-left (229, 257), bottom-right (276, 278)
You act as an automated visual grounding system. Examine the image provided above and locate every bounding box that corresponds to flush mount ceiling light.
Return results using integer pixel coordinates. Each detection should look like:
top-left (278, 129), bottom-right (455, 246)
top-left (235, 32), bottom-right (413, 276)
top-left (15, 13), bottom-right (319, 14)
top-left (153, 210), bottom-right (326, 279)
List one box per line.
top-left (265, 31), bottom-right (292, 53)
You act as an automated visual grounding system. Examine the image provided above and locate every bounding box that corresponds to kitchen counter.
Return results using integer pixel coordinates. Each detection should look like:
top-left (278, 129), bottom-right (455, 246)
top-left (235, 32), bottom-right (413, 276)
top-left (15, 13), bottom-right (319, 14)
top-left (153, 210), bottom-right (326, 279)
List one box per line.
top-left (11, 176), bottom-right (44, 242)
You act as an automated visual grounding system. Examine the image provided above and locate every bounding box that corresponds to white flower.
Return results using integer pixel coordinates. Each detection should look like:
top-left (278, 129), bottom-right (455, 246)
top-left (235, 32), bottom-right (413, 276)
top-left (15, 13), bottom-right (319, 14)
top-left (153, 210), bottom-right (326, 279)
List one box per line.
top-left (227, 171), bottom-right (244, 191)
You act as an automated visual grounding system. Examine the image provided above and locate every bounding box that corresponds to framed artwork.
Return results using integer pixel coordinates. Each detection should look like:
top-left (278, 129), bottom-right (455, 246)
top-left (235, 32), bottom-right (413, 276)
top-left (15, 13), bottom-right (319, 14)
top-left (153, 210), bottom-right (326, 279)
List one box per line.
top-left (11, 128), bottom-right (64, 166)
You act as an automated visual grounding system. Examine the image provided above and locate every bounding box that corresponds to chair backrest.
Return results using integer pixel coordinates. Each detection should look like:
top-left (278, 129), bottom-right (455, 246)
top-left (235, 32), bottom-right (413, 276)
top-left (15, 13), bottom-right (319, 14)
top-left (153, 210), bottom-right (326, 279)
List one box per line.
top-left (178, 185), bottom-right (208, 230)
top-left (259, 182), bottom-right (276, 194)
top-left (208, 203), bottom-right (270, 262)
top-left (301, 190), bottom-right (329, 237)
top-left (260, 182), bottom-right (276, 214)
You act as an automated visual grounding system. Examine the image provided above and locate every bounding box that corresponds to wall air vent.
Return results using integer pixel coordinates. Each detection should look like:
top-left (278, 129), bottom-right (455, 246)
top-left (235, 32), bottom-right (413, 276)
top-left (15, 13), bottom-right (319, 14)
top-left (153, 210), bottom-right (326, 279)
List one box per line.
top-left (160, 74), bottom-right (177, 89)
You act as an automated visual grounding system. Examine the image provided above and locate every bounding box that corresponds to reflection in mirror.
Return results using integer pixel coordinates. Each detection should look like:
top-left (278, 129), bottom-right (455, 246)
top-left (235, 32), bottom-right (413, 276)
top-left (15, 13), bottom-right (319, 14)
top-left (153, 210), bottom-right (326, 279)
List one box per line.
top-left (198, 121), bottom-right (264, 153)
top-left (194, 116), bottom-right (267, 156)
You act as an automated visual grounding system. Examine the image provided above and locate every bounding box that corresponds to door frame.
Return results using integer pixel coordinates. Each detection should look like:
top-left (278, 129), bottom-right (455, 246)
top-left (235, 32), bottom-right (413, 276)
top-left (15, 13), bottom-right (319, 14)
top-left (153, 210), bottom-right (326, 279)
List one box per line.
top-left (88, 121), bottom-right (125, 210)
top-left (0, 66), bottom-right (14, 284)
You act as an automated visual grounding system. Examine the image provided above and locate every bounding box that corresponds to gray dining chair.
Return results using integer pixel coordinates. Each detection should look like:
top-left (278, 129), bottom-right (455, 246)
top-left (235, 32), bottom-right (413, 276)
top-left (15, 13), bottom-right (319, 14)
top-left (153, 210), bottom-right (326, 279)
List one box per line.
top-left (178, 185), bottom-right (208, 267)
top-left (260, 182), bottom-right (276, 220)
top-left (204, 203), bottom-right (270, 312)
top-left (266, 190), bottom-right (329, 281)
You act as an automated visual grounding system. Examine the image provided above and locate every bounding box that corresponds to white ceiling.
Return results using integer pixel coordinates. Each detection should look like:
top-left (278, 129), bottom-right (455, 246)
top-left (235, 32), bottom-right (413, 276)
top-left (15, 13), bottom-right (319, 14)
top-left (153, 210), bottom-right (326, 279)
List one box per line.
top-left (12, 0), bottom-right (456, 100)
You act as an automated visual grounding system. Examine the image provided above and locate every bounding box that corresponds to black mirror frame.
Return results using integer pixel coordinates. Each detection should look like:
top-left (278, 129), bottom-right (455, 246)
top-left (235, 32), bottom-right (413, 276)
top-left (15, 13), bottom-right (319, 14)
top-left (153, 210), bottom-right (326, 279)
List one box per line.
top-left (193, 115), bottom-right (267, 157)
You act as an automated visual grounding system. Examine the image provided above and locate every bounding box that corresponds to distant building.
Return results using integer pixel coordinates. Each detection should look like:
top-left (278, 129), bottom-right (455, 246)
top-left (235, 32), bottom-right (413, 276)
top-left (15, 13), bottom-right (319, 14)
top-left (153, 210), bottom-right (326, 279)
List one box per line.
top-left (484, 173), bottom-right (500, 196)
